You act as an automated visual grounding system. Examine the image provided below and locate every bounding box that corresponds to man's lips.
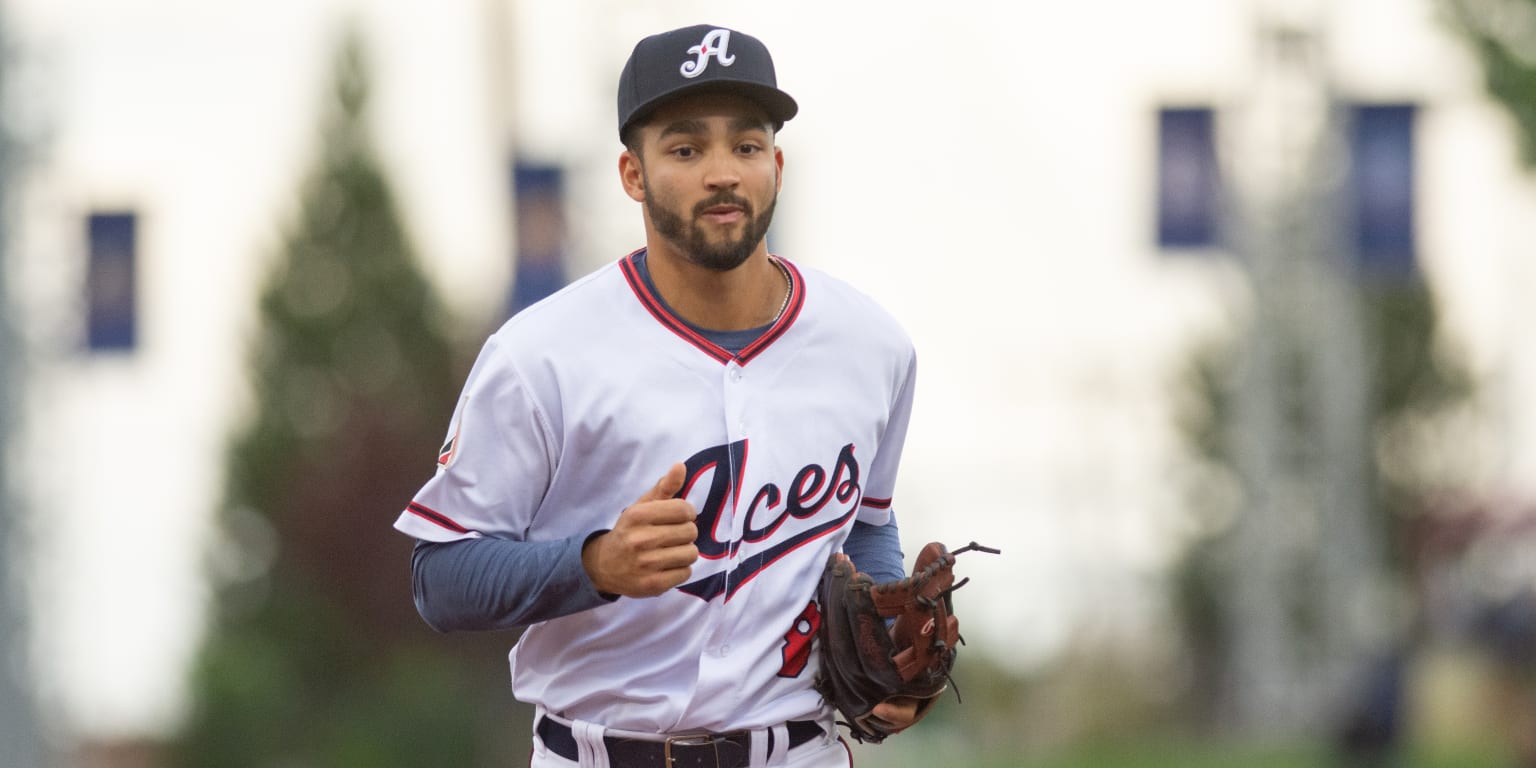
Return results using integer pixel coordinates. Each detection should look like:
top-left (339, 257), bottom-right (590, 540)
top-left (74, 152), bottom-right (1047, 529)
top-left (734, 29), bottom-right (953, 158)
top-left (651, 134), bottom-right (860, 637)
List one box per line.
top-left (700, 205), bottom-right (746, 224)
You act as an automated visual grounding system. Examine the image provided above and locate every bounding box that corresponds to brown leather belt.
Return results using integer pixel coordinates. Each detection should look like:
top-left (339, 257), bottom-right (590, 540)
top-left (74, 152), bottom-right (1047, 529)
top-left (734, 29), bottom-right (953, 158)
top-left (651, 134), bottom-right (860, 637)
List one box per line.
top-left (535, 715), bottom-right (823, 767)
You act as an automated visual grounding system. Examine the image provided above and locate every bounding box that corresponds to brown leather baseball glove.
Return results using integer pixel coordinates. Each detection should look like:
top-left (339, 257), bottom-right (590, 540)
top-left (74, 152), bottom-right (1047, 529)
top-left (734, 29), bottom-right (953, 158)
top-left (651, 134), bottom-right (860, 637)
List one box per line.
top-left (813, 541), bottom-right (999, 743)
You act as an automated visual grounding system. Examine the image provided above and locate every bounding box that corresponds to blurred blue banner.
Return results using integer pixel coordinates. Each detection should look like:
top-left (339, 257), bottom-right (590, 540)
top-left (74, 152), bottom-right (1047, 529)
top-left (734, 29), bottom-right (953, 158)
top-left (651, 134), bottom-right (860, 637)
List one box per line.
top-left (1157, 107), bottom-right (1219, 250)
top-left (1349, 104), bottom-right (1416, 278)
top-left (86, 211), bottom-right (137, 351)
top-left (508, 162), bottom-right (567, 317)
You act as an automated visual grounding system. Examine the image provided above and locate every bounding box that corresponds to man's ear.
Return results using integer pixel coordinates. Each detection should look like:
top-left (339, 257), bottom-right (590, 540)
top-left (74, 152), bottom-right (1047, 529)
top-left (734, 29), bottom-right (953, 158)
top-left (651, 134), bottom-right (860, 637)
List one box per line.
top-left (619, 149), bottom-right (646, 203)
top-left (774, 145), bottom-right (784, 194)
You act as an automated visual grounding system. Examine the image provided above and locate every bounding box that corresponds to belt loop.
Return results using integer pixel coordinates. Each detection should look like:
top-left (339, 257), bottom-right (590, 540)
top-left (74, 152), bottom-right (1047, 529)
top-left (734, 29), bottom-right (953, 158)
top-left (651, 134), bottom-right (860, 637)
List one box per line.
top-left (761, 722), bottom-right (790, 767)
top-left (530, 705), bottom-right (549, 760)
top-left (749, 726), bottom-right (768, 767)
top-left (572, 719), bottom-right (610, 768)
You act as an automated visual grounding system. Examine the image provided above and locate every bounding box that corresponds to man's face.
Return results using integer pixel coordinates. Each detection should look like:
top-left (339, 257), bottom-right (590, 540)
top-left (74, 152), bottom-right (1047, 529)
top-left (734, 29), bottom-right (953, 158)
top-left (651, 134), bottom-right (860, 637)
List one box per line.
top-left (629, 93), bottom-right (783, 272)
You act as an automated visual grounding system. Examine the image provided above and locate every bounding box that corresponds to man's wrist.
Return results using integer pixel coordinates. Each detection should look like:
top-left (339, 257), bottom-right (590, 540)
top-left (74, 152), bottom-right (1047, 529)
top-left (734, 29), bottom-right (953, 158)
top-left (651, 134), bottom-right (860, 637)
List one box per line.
top-left (580, 529), bottom-right (619, 600)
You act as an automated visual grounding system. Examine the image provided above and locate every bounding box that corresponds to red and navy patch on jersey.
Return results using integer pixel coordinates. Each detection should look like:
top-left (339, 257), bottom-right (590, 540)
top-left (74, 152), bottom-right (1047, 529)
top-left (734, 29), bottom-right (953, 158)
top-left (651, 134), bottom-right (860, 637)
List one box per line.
top-left (437, 410), bottom-right (464, 470)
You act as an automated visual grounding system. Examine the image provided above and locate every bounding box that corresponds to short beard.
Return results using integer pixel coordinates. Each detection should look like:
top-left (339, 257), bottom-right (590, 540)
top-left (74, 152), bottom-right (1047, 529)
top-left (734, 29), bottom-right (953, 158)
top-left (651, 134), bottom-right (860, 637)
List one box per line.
top-left (643, 168), bottom-right (777, 272)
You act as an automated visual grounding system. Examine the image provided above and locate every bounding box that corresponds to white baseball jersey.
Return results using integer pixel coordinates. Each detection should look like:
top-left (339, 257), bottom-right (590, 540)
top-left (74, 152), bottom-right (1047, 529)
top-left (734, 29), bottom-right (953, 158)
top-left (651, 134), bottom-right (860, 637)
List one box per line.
top-left (393, 250), bottom-right (916, 733)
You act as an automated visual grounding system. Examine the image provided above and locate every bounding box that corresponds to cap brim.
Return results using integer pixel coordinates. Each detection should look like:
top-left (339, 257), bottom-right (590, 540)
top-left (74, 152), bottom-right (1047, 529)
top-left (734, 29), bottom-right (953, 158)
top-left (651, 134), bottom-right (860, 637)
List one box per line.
top-left (622, 80), bottom-right (799, 137)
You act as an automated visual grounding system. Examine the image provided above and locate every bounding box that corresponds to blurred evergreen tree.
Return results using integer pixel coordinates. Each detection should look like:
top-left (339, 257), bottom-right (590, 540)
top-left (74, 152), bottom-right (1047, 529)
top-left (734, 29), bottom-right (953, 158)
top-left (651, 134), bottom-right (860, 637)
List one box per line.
top-left (171, 29), bottom-right (519, 767)
top-left (1443, 0), bottom-right (1536, 169)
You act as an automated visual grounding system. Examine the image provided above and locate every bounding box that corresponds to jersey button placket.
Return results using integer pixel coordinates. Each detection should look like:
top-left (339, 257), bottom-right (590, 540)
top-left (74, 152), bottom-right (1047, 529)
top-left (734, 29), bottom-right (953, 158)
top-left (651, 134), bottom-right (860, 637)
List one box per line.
top-left (725, 364), bottom-right (748, 436)
top-left (708, 363), bottom-right (746, 665)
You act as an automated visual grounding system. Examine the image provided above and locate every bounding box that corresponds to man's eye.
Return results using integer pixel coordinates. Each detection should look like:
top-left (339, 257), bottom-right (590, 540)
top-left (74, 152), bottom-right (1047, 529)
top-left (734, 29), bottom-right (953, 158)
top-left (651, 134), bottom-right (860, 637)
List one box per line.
top-left (672, 147), bottom-right (696, 158)
top-left (737, 144), bottom-right (761, 155)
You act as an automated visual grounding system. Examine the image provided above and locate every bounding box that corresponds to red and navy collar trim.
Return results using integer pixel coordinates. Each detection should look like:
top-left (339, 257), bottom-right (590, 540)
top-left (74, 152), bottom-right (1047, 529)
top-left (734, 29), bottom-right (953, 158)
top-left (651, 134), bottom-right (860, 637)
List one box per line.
top-left (619, 249), bottom-right (805, 365)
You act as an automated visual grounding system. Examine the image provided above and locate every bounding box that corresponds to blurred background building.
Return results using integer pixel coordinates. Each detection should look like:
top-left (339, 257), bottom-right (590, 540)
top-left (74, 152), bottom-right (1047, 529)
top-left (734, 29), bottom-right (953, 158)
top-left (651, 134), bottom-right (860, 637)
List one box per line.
top-left (1, 0), bottom-right (1534, 766)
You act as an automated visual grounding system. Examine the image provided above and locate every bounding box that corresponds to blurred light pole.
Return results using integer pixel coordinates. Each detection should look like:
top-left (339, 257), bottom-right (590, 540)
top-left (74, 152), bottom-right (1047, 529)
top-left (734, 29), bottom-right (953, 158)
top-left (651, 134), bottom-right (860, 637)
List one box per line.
top-left (1222, 0), bottom-right (1387, 737)
top-left (1222, 15), bottom-right (1309, 730)
top-left (0, 8), bottom-right (42, 764)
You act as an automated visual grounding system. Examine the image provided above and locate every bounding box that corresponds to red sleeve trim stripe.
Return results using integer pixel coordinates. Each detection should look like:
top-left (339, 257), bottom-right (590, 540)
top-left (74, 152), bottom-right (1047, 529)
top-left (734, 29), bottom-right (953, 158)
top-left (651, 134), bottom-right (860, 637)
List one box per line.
top-left (861, 497), bottom-right (892, 510)
top-left (406, 501), bottom-right (471, 534)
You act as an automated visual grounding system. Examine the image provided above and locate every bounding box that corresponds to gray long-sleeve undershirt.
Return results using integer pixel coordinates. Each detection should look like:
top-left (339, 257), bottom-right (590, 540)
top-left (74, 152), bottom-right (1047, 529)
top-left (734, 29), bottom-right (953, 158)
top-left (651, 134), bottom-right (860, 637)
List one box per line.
top-left (410, 518), bottom-right (903, 633)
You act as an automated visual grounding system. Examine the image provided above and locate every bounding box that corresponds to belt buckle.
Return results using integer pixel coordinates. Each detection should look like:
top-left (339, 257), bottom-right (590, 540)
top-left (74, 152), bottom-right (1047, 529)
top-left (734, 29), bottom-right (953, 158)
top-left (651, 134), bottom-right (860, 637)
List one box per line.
top-left (663, 732), bottom-right (722, 767)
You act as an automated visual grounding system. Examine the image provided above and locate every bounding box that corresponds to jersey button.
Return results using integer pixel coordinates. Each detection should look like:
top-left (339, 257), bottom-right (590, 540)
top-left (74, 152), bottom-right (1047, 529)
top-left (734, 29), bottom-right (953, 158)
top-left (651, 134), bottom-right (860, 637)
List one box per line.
top-left (728, 369), bottom-right (742, 383)
top-left (719, 643), bottom-right (732, 656)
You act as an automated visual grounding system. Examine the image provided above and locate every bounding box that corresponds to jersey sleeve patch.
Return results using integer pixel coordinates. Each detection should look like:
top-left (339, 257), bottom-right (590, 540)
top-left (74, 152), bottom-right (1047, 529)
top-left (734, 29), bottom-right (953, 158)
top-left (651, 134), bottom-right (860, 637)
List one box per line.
top-left (436, 398), bottom-right (468, 471)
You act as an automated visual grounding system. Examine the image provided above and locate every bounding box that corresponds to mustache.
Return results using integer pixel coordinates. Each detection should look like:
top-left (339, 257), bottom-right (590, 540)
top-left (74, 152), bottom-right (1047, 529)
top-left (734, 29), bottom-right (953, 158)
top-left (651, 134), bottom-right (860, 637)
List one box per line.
top-left (692, 193), bottom-right (752, 218)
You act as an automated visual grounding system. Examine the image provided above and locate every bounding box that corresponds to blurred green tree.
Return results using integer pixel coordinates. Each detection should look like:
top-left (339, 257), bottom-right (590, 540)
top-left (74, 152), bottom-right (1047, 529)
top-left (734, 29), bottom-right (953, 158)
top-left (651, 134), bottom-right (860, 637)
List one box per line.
top-left (1443, 0), bottom-right (1536, 169)
top-left (171, 29), bottom-right (520, 767)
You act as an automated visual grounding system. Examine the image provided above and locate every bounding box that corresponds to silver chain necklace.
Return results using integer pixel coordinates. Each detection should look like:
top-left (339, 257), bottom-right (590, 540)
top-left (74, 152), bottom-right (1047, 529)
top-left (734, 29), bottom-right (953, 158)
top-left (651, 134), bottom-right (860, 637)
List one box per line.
top-left (771, 258), bottom-right (792, 321)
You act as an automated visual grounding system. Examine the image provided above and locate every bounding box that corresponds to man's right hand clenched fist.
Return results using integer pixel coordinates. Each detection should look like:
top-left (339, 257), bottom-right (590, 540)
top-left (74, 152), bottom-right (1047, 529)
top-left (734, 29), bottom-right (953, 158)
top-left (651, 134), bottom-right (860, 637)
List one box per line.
top-left (581, 462), bottom-right (700, 598)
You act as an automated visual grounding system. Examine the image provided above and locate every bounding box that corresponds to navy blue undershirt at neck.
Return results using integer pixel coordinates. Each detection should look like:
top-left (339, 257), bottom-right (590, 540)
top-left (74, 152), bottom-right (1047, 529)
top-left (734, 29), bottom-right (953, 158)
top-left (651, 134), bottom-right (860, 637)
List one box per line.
top-left (633, 250), bottom-right (775, 355)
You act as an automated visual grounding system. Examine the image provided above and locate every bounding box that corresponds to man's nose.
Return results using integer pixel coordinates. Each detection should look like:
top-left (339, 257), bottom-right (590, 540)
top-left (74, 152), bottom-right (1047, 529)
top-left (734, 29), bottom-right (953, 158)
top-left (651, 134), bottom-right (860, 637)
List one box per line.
top-left (702, 153), bottom-right (741, 189)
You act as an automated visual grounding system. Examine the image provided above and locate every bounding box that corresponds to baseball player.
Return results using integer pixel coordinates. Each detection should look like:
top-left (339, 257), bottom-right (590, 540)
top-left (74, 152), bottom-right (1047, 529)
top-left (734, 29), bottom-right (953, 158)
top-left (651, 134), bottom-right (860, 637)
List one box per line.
top-left (396, 24), bottom-right (921, 767)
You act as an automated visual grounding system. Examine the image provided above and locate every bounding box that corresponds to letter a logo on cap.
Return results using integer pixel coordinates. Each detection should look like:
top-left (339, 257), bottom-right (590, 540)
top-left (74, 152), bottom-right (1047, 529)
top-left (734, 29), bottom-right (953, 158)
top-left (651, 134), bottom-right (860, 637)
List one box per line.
top-left (680, 28), bottom-right (735, 78)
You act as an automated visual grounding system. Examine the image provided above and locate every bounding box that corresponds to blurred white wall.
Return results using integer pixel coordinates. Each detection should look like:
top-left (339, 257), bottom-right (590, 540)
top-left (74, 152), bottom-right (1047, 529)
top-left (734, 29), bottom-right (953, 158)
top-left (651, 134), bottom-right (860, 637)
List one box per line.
top-left (6, 0), bottom-right (1535, 747)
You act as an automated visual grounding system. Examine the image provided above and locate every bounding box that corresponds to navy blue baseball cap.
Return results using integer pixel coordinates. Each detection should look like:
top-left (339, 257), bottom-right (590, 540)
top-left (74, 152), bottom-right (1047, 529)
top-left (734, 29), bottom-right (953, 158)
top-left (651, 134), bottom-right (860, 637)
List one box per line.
top-left (617, 24), bottom-right (798, 140)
